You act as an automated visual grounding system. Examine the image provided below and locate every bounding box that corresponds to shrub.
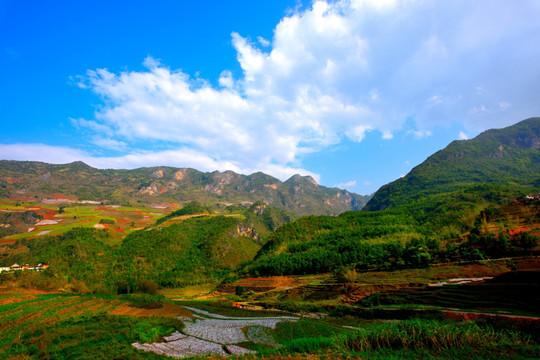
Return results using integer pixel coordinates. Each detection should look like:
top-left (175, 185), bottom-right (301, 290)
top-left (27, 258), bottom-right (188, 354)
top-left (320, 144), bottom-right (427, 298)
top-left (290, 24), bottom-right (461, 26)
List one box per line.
top-left (123, 294), bottom-right (166, 309)
top-left (235, 285), bottom-right (246, 296)
top-left (70, 279), bottom-right (90, 294)
top-left (137, 279), bottom-right (159, 295)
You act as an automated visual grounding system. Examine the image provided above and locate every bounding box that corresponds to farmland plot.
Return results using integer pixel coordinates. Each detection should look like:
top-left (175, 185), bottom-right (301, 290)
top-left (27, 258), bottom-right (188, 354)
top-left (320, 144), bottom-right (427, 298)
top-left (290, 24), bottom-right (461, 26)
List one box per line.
top-left (133, 306), bottom-right (298, 358)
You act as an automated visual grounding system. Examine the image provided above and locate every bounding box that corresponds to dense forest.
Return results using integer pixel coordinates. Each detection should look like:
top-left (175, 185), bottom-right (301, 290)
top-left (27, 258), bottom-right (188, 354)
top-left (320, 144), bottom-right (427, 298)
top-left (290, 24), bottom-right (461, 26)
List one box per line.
top-left (244, 204), bottom-right (539, 277)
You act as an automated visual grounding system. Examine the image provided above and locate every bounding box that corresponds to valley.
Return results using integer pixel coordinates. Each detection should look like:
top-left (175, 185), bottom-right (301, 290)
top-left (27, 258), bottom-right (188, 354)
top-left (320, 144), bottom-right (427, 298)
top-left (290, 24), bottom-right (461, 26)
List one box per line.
top-left (0, 118), bottom-right (539, 359)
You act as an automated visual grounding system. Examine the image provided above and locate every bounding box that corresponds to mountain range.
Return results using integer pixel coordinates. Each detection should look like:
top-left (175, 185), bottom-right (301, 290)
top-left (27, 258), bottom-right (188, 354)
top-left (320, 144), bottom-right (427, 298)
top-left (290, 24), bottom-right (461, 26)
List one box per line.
top-left (0, 161), bottom-right (369, 217)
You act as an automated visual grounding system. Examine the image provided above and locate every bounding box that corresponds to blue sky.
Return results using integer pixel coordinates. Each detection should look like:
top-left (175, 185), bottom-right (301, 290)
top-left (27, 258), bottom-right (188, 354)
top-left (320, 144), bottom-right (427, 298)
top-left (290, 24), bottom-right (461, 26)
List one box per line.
top-left (1, 0), bottom-right (539, 195)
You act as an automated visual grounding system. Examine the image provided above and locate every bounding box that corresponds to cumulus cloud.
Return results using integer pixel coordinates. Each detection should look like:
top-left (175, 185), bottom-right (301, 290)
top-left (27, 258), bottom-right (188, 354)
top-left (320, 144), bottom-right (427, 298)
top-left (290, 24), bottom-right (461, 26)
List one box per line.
top-left (62, 0), bottom-right (540, 181)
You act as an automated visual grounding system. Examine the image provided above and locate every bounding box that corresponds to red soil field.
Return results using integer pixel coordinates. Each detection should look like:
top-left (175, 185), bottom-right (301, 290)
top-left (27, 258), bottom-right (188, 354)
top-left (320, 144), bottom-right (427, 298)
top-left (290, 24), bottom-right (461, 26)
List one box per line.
top-left (40, 209), bottom-right (58, 220)
top-left (2, 177), bottom-right (23, 184)
top-left (0, 239), bottom-right (16, 244)
top-left (0, 287), bottom-right (59, 305)
top-left (509, 227), bottom-right (529, 236)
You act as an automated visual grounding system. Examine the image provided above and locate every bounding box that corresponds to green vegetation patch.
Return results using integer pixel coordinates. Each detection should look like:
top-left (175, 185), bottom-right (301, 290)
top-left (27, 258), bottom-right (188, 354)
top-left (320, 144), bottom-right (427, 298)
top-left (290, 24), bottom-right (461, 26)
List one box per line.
top-left (5, 315), bottom-right (180, 360)
top-left (273, 318), bottom-right (350, 343)
top-left (339, 319), bottom-right (538, 358)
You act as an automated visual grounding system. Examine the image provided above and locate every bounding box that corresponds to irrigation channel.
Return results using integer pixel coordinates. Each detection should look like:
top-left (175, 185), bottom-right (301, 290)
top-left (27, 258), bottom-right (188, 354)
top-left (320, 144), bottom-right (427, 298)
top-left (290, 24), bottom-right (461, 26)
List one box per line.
top-left (133, 306), bottom-right (299, 358)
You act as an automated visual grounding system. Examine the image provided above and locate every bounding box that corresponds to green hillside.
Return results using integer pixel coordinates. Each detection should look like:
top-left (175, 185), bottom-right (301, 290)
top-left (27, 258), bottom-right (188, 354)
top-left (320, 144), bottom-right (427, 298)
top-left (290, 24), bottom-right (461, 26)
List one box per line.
top-left (0, 228), bottom-right (114, 292)
top-left (364, 117), bottom-right (540, 214)
top-left (0, 202), bottom-right (292, 292)
top-left (115, 215), bottom-right (262, 288)
top-left (244, 210), bottom-right (432, 277)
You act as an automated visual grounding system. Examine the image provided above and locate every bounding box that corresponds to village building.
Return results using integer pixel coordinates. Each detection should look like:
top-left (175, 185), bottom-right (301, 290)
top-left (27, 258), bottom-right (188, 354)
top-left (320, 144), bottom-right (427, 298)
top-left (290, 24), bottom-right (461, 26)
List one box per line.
top-left (0, 263), bottom-right (49, 272)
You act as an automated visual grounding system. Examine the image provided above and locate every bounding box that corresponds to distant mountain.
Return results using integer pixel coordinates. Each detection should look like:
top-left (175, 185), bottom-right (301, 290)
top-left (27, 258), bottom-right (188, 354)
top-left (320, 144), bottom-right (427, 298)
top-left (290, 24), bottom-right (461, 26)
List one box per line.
top-left (0, 160), bottom-right (369, 216)
top-left (364, 117), bottom-right (540, 213)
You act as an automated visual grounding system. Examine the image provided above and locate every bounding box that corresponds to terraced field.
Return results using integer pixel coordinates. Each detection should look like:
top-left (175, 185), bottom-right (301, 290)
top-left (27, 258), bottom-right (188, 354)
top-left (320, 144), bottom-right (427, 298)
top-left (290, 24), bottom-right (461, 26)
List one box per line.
top-left (0, 288), bottom-right (354, 359)
top-left (376, 271), bottom-right (540, 316)
top-left (0, 289), bottom-right (183, 359)
top-left (2, 284), bottom-right (538, 359)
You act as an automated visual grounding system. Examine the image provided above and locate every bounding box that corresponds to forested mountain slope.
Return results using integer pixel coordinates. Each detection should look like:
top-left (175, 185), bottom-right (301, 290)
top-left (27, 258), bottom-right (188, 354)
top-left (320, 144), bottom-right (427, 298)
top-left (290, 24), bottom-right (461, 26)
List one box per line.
top-left (364, 117), bottom-right (540, 214)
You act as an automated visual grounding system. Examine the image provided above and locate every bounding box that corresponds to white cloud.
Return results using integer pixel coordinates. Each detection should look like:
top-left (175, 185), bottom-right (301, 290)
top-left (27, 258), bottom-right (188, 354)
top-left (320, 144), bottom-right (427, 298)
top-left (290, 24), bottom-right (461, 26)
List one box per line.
top-left (346, 125), bottom-right (371, 142)
top-left (70, 117), bottom-right (113, 137)
top-left (406, 129), bottom-right (432, 139)
top-left (92, 137), bottom-right (127, 151)
top-left (458, 131), bottom-right (469, 140)
top-left (427, 95), bottom-right (443, 105)
top-left (257, 36), bottom-right (270, 47)
top-left (218, 70), bottom-right (235, 88)
top-left (499, 102), bottom-right (511, 111)
top-left (54, 0), bottom-right (540, 178)
top-left (335, 180), bottom-right (356, 190)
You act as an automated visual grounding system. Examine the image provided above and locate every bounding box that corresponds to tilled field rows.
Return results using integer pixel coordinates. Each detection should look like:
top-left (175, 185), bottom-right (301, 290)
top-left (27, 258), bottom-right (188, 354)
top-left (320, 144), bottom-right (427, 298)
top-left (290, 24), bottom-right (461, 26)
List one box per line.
top-left (0, 293), bottom-right (124, 353)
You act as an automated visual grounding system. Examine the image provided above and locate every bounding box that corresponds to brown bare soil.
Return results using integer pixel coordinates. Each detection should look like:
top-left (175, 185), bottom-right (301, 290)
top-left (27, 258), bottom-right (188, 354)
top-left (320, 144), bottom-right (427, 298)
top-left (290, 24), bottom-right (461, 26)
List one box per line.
top-left (0, 287), bottom-right (59, 305)
top-left (109, 302), bottom-right (194, 319)
top-left (516, 257), bottom-right (540, 270)
top-left (0, 294), bottom-right (36, 306)
top-left (2, 177), bottom-right (23, 184)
